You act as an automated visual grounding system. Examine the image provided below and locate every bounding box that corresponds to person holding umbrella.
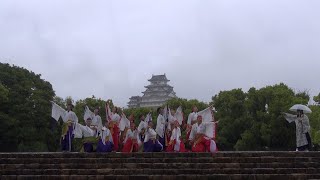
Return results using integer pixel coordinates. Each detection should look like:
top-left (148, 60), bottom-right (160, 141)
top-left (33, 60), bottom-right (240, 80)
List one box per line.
top-left (283, 104), bottom-right (312, 151)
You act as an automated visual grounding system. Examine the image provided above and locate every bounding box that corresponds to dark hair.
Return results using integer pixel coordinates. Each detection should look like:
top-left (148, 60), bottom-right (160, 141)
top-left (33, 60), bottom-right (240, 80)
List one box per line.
top-left (297, 110), bottom-right (304, 117)
top-left (67, 104), bottom-right (74, 110)
top-left (114, 107), bottom-right (119, 114)
top-left (139, 114), bottom-right (144, 119)
top-left (157, 107), bottom-right (162, 114)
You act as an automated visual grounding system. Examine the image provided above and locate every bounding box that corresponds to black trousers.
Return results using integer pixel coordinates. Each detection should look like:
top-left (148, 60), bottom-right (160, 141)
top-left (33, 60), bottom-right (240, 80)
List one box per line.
top-left (306, 132), bottom-right (312, 150)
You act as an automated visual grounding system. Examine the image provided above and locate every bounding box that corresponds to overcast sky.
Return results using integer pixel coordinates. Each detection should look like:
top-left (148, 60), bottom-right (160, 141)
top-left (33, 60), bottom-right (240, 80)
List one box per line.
top-left (1, 0), bottom-right (320, 107)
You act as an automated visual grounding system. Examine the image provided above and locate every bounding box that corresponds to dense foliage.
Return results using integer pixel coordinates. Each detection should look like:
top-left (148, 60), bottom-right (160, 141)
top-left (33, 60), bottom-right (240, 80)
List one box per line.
top-left (1, 63), bottom-right (319, 152)
top-left (0, 63), bottom-right (55, 152)
top-left (211, 83), bottom-right (320, 151)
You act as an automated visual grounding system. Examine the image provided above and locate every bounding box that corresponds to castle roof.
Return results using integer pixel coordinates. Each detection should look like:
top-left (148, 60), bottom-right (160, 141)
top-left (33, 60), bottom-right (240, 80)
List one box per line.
top-left (148, 74), bottom-right (169, 82)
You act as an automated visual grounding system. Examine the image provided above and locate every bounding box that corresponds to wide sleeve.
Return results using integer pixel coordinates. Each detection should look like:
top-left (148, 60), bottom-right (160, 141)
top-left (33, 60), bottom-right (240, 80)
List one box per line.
top-left (174, 128), bottom-right (181, 152)
top-left (108, 130), bottom-right (113, 143)
top-left (120, 115), bottom-right (130, 131)
top-left (189, 125), bottom-right (196, 141)
top-left (111, 114), bottom-right (121, 123)
top-left (175, 106), bottom-right (184, 125)
top-left (170, 129), bottom-right (176, 141)
top-left (284, 113), bottom-right (297, 123)
top-left (84, 106), bottom-right (94, 121)
top-left (73, 123), bottom-right (83, 138)
top-left (136, 131), bottom-right (142, 146)
top-left (187, 113), bottom-right (193, 125)
top-left (51, 102), bottom-right (66, 122)
top-left (137, 121), bottom-right (143, 132)
top-left (204, 122), bottom-right (215, 139)
top-left (97, 116), bottom-right (103, 132)
top-left (72, 112), bottom-right (79, 123)
top-left (198, 107), bottom-right (213, 122)
top-left (155, 115), bottom-right (164, 138)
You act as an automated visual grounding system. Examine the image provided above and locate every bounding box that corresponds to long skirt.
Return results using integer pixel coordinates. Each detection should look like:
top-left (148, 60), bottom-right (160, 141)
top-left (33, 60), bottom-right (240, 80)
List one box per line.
top-left (122, 138), bottom-right (139, 153)
top-left (191, 136), bottom-right (217, 152)
top-left (144, 140), bottom-right (163, 152)
top-left (166, 139), bottom-right (187, 152)
top-left (83, 142), bottom-right (93, 152)
top-left (96, 140), bottom-right (113, 152)
top-left (61, 126), bottom-right (74, 151)
top-left (82, 137), bottom-right (98, 152)
top-left (111, 125), bottom-right (120, 151)
top-left (191, 141), bottom-right (206, 152)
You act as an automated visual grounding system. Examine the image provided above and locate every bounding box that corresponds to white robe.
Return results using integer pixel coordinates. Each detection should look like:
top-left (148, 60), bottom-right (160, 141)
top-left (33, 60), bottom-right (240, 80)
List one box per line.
top-left (62, 111), bottom-right (78, 123)
top-left (187, 112), bottom-right (198, 125)
top-left (111, 113), bottom-right (121, 123)
top-left (284, 113), bottom-right (310, 148)
top-left (51, 101), bottom-right (78, 123)
top-left (167, 115), bottom-right (176, 131)
top-left (170, 127), bottom-right (182, 151)
top-left (144, 128), bottom-right (157, 143)
top-left (189, 122), bottom-right (217, 152)
top-left (119, 114), bottom-right (131, 132)
top-left (92, 115), bottom-right (103, 132)
top-left (156, 114), bottom-right (165, 138)
top-left (100, 127), bottom-right (113, 145)
top-left (124, 129), bottom-right (142, 146)
top-left (198, 107), bottom-right (214, 123)
top-left (138, 120), bottom-right (148, 133)
top-left (74, 123), bottom-right (96, 138)
top-left (189, 123), bottom-right (200, 141)
top-left (189, 122), bottom-right (216, 140)
top-left (83, 106), bottom-right (103, 136)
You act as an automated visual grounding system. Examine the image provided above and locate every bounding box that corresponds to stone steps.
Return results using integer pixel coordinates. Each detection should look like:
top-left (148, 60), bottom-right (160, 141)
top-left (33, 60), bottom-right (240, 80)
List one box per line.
top-left (2, 174), bottom-right (320, 180)
top-left (2, 168), bottom-right (320, 175)
top-left (2, 157), bottom-right (320, 164)
top-left (2, 162), bottom-right (320, 169)
top-left (1, 152), bottom-right (320, 158)
top-left (1, 152), bottom-right (320, 180)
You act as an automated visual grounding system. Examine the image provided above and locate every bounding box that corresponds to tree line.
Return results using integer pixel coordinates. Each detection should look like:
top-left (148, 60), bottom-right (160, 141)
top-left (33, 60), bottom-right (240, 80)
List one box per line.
top-left (1, 62), bottom-right (320, 152)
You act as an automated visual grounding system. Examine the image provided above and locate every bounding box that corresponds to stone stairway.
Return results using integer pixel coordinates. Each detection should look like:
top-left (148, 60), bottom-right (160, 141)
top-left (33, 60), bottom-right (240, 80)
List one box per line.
top-left (1, 152), bottom-right (320, 180)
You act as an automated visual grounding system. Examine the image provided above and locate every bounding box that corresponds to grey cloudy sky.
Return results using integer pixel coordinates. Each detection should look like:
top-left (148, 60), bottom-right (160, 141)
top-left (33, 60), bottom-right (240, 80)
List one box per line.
top-left (1, 0), bottom-right (320, 107)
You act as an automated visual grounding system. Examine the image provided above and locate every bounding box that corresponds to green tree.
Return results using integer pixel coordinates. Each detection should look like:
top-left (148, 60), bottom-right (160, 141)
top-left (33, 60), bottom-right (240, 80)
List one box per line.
top-left (308, 105), bottom-right (320, 150)
top-left (314, 93), bottom-right (320, 105)
top-left (211, 83), bottom-right (310, 151)
top-left (211, 89), bottom-right (247, 150)
top-left (0, 63), bottom-right (55, 152)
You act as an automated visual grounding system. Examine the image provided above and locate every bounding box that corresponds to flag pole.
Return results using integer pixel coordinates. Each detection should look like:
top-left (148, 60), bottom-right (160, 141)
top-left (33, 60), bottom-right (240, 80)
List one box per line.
top-left (165, 104), bottom-right (169, 147)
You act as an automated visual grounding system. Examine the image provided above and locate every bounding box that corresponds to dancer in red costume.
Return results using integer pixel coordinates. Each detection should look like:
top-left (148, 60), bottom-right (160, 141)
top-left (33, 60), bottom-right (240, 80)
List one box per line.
top-left (166, 120), bottom-right (186, 152)
top-left (106, 102), bottom-right (121, 151)
top-left (186, 106), bottom-right (198, 141)
top-left (122, 123), bottom-right (141, 152)
top-left (189, 114), bottom-right (218, 153)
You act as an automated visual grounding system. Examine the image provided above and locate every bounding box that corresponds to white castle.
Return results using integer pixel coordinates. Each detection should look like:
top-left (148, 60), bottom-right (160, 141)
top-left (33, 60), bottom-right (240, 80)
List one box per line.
top-left (128, 74), bottom-right (177, 108)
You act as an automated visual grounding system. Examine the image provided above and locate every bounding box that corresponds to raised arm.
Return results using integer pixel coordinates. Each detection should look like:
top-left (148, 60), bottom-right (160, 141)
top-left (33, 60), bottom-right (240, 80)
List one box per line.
top-left (283, 113), bottom-right (296, 123)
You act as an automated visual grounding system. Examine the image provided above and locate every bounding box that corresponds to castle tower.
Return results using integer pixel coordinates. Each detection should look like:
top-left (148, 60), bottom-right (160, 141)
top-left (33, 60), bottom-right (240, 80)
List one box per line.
top-left (127, 74), bottom-right (177, 108)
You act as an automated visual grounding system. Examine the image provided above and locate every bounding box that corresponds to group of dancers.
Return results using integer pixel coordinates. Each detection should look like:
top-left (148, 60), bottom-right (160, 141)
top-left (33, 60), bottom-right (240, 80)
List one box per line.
top-left (51, 100), bottom-right (218, 153)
